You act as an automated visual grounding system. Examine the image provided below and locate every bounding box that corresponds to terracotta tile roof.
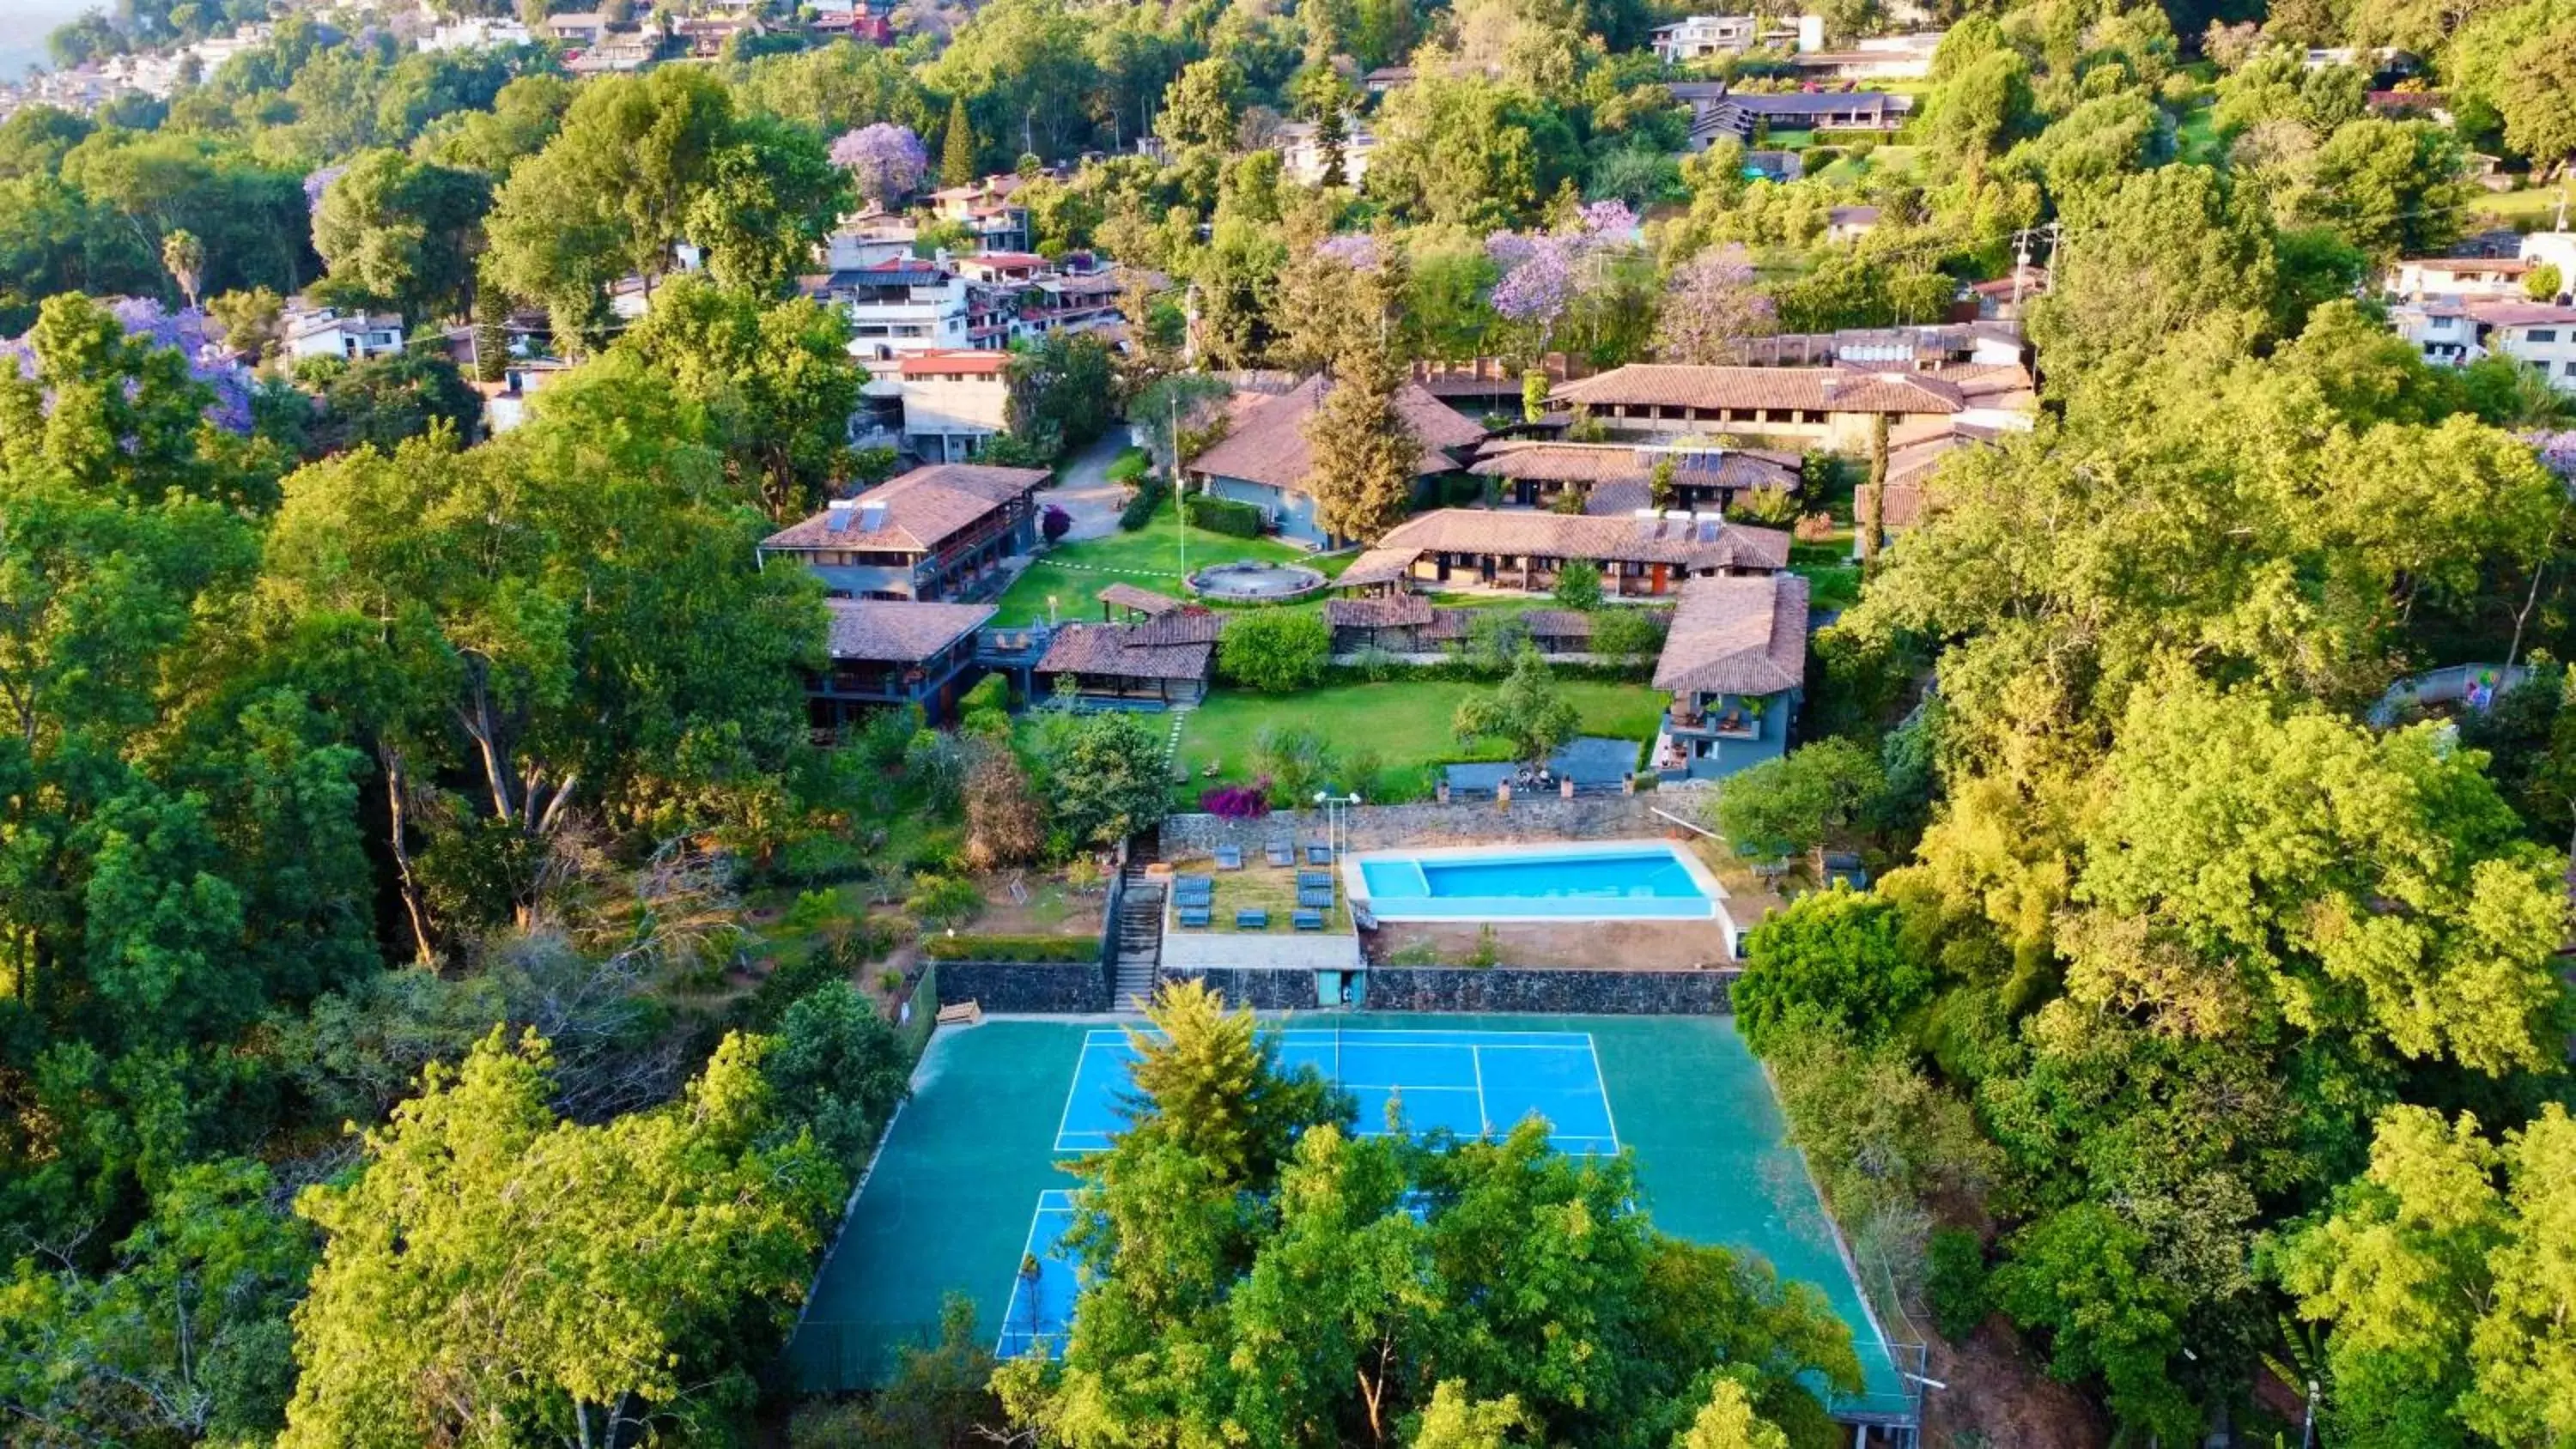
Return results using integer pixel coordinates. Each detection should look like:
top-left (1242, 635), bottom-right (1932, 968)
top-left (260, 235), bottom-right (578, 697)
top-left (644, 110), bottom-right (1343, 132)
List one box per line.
top-left (1035, 612), bottom-right (1218, 682)
top-left (822, 598), bottom-right (994, 663)
top-left (1470, 441), bottom-right (1801, 492)
top-left (1518, 608), bottom-right (1597, 639)
top-left (1326, 594), bottom-right (1436, 627)
top-left (1189, 374), bottom-right (1488, 492)
top-left (1336, 547), bottom-right (1424, 589)
top-left (1368, 507), bottom-right (1793, 572)
top-left (897, 350), bottom-right (1009, 377)
top-left (1653, 573), bottom-right (1810, 695)
top-left (1553, 364), bottom-right (1964, 416)
top-left (2467, 301), bottom-right (2576, 327)
top-left (1097, 582), bottom-right (1186, 616)
top-left (762, 464), bottom-right (1048, 554)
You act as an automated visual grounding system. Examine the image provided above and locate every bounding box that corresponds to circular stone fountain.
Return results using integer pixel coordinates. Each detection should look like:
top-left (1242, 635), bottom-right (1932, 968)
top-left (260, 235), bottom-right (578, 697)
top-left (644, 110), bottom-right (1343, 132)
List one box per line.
top-left (1185, 560), bottom-right (1329, 602)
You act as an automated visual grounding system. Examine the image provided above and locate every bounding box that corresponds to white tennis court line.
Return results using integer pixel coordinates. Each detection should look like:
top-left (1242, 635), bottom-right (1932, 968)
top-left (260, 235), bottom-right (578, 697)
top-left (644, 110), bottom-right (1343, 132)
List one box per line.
top-left (1585, 1036), bottom-right (1623, 1154)
top-left (1470, 1046), bottom-right (1490, 1136)
top-left (993, 1190), bottom-right (1080, 1357)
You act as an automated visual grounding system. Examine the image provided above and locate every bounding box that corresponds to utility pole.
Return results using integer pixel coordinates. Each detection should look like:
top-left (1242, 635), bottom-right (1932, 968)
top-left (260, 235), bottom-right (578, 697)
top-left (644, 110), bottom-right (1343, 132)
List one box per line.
top-left (2008, 226), bottom-right (2035, 310)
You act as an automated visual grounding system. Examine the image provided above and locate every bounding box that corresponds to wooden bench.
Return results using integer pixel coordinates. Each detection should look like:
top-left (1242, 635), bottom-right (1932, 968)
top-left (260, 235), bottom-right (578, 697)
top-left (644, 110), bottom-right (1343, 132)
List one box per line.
top-left (935, 1001), bottom-right (983, 1027)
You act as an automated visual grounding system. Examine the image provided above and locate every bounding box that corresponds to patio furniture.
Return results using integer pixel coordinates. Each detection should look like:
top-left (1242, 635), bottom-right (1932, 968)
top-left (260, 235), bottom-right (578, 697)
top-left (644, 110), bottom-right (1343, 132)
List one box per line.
top-left (1296, 870), bottom-right (1333, 890)
top-left (1293, 909), bottom-right (1325, 931)
top-left (1304, 843), bottom-right (1333, 864)
top-left (1172, 874), bottom-right (1214, 900)
top-left (1213, 846), bottom-right (1243, 870)
top-left (1297, 885), bottom-right (1334, 910)
top-left (1234, 908), bottom-right (1269, 930)
top-left (1177, 904), bottom-right (1212, 928)
top-left (1265, 840), bottom-right (1295, 867)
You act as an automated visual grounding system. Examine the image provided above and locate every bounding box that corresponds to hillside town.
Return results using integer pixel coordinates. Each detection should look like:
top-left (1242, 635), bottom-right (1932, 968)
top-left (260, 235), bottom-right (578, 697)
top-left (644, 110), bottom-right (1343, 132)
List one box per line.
top-left (0, 0), bottom-right (2573, 1446)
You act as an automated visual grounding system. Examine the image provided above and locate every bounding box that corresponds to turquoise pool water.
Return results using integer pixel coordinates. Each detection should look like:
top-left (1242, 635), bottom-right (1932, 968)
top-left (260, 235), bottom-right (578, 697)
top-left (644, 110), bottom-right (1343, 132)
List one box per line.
top-left (1354, 842), bottom-right (1718, 920)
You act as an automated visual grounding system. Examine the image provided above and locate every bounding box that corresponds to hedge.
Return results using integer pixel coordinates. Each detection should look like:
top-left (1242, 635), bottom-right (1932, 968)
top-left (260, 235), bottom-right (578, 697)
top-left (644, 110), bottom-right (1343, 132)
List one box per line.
top-left (1318, 658), bottom-right (1657, 687)
top-left (922, 933), bottom-right (1101, 963)
top-left (1119, 476), bottom-right (1170, 531)
top-left (1184, 493), bottom-right (1266, 537)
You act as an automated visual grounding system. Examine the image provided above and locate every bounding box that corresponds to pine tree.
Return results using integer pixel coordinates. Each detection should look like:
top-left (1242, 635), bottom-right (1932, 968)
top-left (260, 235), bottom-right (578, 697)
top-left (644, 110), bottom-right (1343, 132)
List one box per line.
top-left (939, 95), bottom-right (979, 188)
top-left (1303, 337), bottom-right (1422, 545)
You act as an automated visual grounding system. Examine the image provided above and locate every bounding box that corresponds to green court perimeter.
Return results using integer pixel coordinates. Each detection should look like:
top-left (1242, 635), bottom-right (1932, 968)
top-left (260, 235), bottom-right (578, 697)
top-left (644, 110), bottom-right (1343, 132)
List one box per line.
top-left (787, 1013), bottom-right (1919, 1422)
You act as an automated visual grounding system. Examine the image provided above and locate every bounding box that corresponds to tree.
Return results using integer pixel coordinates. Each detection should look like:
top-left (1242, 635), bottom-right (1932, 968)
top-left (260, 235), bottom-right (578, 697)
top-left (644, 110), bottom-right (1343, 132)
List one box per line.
top-left (940, 94), bottom-right (979, 186)
top-left (280, 1030), bottom-right (841, 1447)
top-left (159, 226), bottom-right (204, 309)
top-left (963, 746), bottom-right (1044, 870)
top-left (617, 275), bottom-right (863, 521)
top-left (1156, 58), bottom-right (1243, 152)
top-left (2026, 165), bottom-right (2275, 391)
top-left (1455, 648), bottom-right (1582, 765)
top-left (1553, 558), bottom-right (1602, 609)
top-left (1218, 609), bottom-right (1332, 693)
top-left (1003, 330), bottom-right (1116, 460)
top-left (1735, 888), bottom-right (1929, 1054)
top-left (685, 113), bottom-right (850, 297)
top-left (2296, 118), bottom-right (2467, 262)
top-left (1040, 708), bottom-right (1170, 846)
top-left (1989, 1203), bottom-right (2197, 1442)
top-left (1653, 247), bottom-right (1774, 364)
top-left (831, 122), bottom-right (930, 208)
top-left (204, 286), bottom-right (284, 361)
top-left (1707, 738), bottom-right (1884, 867)
top-left (1366, 73), bottom-right (1575, 229)
top-left (1673, 1379), bottom-right (1790, 1449)
top-left (301, 352), bottom-right (484, 459)
top-left (2528, 262), bottom-right (2565, 301)
top-left (310, 149), bottom-right (490, 323)
top-left (1121, 980), bottom-right (1347, 1184)
top-left (1303, 342), bottom-right (1425, 543)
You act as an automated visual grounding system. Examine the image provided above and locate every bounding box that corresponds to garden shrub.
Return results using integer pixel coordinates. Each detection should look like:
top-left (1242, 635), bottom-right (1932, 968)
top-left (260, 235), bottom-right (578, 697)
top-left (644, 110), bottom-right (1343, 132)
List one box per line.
top-left (1105, 447), bottom-right (1149, 484)
top-left (921, 934), bottom-right (1098, 962)
top-left (1118, 476), bottom-right (1170, 530)
top-left (1200, 779), bottom-right (1273, 818)
top-left (1183, 493), bottom-right (1265, 537)
top-left (1218, 609), bottom-right (1332, 692)
top-left (1926, 1227), bottom-right (1991, 1340)
top-left (769, 831), bottom-right (870, 887)
top-left (1042, 505), bottom-right (1072, 543)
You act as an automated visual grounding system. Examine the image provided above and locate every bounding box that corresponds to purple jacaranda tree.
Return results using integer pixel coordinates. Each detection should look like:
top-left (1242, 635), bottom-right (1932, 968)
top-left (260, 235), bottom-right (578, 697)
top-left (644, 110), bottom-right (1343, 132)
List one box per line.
top-left (2533, 431), bottom-right (2576, 482)
top-left (830, 123), bottom-right (930, 209)
top-left (1316, 233), bottom-right (1382, 270)
top-left (3, 298), bottom-right (257, 434)
top-left (1484, 201), bottom-right (1640, 346)
top-left (1652, 246), bottom-right (1777, 364)
top-left (303, 163), bottom-right (348, 213)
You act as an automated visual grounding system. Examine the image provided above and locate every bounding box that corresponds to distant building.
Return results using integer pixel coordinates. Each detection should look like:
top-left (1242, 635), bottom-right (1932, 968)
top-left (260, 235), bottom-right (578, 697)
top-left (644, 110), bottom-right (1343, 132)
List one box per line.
top-left (1787, 31), bottom-right (1946, 80)
top-left (1685, 88), bottom-right (1911, 149)
top-left (802, 258), bottom-right (975, 359)
top-left (2394, 299), bottom-right (2576, 392)
top-left (2384, 254), bottom-right (2534, 302)
top-left (930, 177), bottom-right (1033, 253)
top-left (473, 356), bottom-right (572, 434)
top-left (284, 305), bottom-right (404, 363)
top-left (757, 464), bottom-right (1050, 601)
top-left (1548, 361), bottom-right (2029, 450)
top-left (1826, 204), bottom-right (1882, 243)
top-left (1650, 14), bottom-right (1814, 62)
top-left (421, 16), bottom-right (532, 51)
top-left (1033, 611), bottom-right (1220, 708)
top-left (896, 350), bottom-right (1012, 461)
top-left (1466, 440), bottom-right (1801, 515)
top-left (1273, 118), bottom-right (1377, 186)
top-left (1334, 507), bottom-right (1790, 598)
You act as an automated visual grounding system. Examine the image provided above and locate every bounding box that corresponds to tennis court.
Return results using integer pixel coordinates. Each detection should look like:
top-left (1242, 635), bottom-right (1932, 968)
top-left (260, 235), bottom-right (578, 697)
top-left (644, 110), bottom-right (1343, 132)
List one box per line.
top-left (788, 1013), bottom-right (1918, 1423)
top-left (1056, 1026), bottom-right (1619, 1155)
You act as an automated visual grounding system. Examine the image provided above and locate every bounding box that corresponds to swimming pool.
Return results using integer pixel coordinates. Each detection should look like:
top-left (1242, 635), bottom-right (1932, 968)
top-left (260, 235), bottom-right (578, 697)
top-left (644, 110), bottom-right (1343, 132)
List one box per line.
top-left (1346, 839), bottom-right (1723, 921)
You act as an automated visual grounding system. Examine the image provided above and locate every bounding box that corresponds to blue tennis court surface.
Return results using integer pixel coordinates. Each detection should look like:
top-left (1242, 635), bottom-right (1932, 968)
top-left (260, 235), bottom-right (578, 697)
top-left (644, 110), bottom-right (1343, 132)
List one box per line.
top-left (995, 1191), bottom-right (1082, 1358)
top-left (1054, 1027), bottom-right (1619, 1156)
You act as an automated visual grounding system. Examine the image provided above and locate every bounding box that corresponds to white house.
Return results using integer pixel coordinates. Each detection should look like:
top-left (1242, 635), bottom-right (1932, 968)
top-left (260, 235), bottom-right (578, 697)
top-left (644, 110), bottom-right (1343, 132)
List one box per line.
top-left (2520, 229), bottom-right (2576, 288)
top-left (897, 350), bottom-right (1013, 461)
top-left (1651, 15), bottom-right (1767, 61)
top-left (1789, 31), bottom-right (1946, 80)
top-left (2392, 299), bottom-right (2576, 392)
top-left (285, 306), bottom-right (404, 363)
top-left (475, 357), bottom-right (571, 433)
top-left (2384, 255), bottom-right (2535, 301)
top-left (421, 16), bottom-right (532, 50)
top-left (1273, 118), bottom-right (1378, 185)
top-left (821, 215), bottom-right (919, 270)
top-left (800, 258), bottom-right (975, 360)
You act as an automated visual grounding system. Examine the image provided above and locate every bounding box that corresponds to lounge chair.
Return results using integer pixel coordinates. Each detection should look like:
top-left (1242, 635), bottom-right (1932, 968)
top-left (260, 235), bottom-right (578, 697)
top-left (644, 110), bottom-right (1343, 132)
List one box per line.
top-left (1297, 886), bottom-right (1334, 910)
top-left (1296, 870), bottom-right (1333, 890)
top-left (1293, 909), bottom-right (1325, 931)
top-left (1172, 874), bottom-right (1214, 900)
top-left (1265, 840), bottom-right (1296, 867)
top-left (1304, 843), bottom-right (1333, 864)
top-left (1176, 904), bottom-right (1212, 928)
top-left (1234, 907), bottom-right (1268, 930)
top-left (1213, 846), bottom-right (1244, 870)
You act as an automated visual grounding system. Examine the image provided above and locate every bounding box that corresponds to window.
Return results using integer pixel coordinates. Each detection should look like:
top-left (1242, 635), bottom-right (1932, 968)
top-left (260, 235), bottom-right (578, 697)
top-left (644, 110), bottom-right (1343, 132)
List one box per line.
top-left (2529, 329), bottom-right (2559, 343)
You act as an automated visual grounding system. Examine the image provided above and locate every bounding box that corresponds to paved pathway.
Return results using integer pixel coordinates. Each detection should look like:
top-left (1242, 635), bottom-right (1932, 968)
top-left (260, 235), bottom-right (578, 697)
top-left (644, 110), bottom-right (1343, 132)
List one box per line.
top-left (1036, 432), bottom-right (1136, 543)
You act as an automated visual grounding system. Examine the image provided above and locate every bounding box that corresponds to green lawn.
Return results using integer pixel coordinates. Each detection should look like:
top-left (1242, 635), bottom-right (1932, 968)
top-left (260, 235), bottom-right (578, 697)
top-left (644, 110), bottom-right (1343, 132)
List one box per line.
top-left (990, 501), bottom-right (1331, 626)
top-left (2174, 101), bottom-right (2223, 165)
top-left (2471, 185), bottom-right (2573, 226)
top-left (1171, 679), bottom-right (1667, 803)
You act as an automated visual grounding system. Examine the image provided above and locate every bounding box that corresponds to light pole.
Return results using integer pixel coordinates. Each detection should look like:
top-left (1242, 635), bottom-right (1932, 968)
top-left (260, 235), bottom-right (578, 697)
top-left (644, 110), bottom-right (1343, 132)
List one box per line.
top-left (1312, 790), bottom-right (1362, 876)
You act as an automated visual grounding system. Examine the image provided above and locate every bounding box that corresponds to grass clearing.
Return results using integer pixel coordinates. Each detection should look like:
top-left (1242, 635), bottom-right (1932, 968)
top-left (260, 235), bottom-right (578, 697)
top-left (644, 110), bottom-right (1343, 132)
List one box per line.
top-left (1171, 679), bottom-right (1666, 803)
top-left (2471, 185), bottom-right (2574, 226)
top-left (990, 500), bottom-right (1327, 626)
top-left (1160, 858), bottom-right (1353, 934)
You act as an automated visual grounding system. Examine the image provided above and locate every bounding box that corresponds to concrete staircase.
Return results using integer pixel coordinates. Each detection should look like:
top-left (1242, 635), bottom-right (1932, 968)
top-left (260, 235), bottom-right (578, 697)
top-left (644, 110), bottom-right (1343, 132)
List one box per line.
top-left (1113, 831), bottom-right (1164, 1011)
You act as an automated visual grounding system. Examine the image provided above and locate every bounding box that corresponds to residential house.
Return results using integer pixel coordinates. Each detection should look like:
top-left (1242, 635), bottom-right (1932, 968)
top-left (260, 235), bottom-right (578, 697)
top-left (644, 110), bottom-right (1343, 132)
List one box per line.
top-left (1362, 65), bottom-right (1415, 94)
top-left (2521, 229), bottom-right (2576, 282)
top-left (801, 258), bottom-right (975, 359)
top-left (1968, 267), bottom-right (2048, 320)
top-left (2385, 254), bottom-right (2535, 301)
top-left (672, 15), bottom-right (763, 57)
top-left (897, 350), bottom-right (1012, 461)
top-left (1852, 416), bottom-right (2015, 542)
top-left (422, 16), bottom-right (533, 50)
top-left (807, 598), bottom-right (996, 727)
top-left (756, 463), bottom-right (1050, 600)
top-left (541, 10), bottom-right (611, 43)
top-left (1324, 593), bottom-right (1439, 652)
top-left (1649, 572), bottom-right (1809, 780)
top-left (1273, 118), bottom-right (1378, 186)
top-left (821, 214), bottom-right (920, 270)
top-left (1409, 353), bottom-right (1594, 417)
top-left (931, 176), bottom-right (1033, 252)
top-left (2393, 299), bottom-right (2576, 391)
top-left (1466, 440), bottom-right (1801, 514)
top-left (1686, 89), bottom-right (1909, 148)
top-left (1826, 204), bottom-right (1882, 243)
top-left (1549, 361), bottom-right (2020, 450)
top-left (285, 305), bottom-right (404, 362)
top-left (1651, 14), bottom-right (1815, 61)
top-left (1187, 375), bottom-right (1489, 545)
top-left (1033, 610), bottom-right (1221, 707)
top-left (1729, 320), bottom-right (2029, 369)
top-left (472, 355), bottom-right (572, 433)
top-left (2365, 88), bottom-right (2450, 124)
top-left (1334, 508), bottom-right (1790, 598)
top-left (1788, 32), bottom-right (1947, 80)
top-left (806, 9), bottom-right (895, 42)
top-left (1017, 268), bottom-right (1125, 339)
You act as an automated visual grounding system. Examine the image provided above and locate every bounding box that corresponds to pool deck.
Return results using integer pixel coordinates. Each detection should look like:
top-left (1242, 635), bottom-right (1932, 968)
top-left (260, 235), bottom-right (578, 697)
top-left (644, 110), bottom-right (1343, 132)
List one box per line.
top-left (1342, 836), bottom-right (1731, 925)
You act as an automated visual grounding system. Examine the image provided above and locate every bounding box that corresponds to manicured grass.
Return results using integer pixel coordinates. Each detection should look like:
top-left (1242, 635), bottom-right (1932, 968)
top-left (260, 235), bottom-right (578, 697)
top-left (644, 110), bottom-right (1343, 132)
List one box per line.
top-left (1171, 679), bottom-right (1667, 803)
top-left (2173, 101), bottom-right (2224, 165)
top-left (2471, 185), bottom-right (2573, 226)
top-left (989, 500), bottom-right (1323, 626)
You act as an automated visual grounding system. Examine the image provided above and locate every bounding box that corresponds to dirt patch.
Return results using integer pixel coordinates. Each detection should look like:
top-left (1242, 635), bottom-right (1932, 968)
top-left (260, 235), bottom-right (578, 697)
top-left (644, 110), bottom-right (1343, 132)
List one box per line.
top-left (1919, 1318), bottom-right (2108, 1449)
top-left (1364, 917), bottom-right (1735, 970)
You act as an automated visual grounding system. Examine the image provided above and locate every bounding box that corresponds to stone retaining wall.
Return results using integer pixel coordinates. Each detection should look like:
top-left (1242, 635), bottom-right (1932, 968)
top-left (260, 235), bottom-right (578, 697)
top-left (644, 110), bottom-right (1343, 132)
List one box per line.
top-left (933, 959), bottom-right (1110, 1014)
top-left (1364, 965), bottom-right (1736, 1014)
top-left (1160, 795), bottom-right (1679, 858)
top-left (1162, 966), bottom-right (1321, 1010)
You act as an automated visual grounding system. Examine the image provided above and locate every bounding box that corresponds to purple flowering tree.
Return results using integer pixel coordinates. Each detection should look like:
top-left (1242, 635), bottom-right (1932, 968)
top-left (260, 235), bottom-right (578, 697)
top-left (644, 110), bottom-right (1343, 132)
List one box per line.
top-left (830, 124), bottom-right (929, 209)
top-left (1316, 233), bottom-right (1382, 270)
top-left (1484, 203), bottom-right (1640, 349)
top-left (1, 298), bottom-right (257, 434)
top-left (2533, 431), bottom-right (2576, 482)
top-left (1652, 247), bottom-right (1777, 364)
top-left (303, 163), bottom-right (348, 213)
